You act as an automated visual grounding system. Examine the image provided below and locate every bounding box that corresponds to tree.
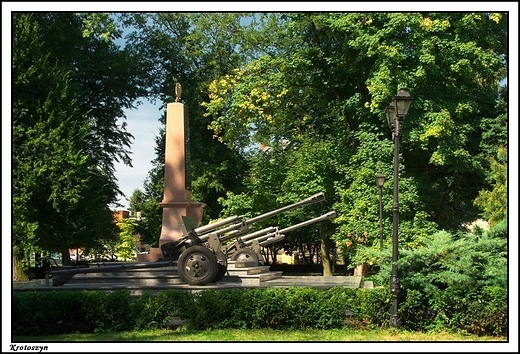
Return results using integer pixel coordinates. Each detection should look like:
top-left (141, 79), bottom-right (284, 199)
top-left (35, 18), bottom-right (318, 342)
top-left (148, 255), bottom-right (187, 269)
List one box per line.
top-left (204, 13), bottom-right (358, 274)
top-left (12, 13), bottom-right (145, 278)
top-left (119, 13), bottom-right (252, 246)
top-left (474, 86), bottom-right (508, 227)
top-left (108, 12), bottom-right (508, 276)
top-left (366, 220), bottom-right (507, 332)
top-left (202, 12), bottom-right (507, 273)
top-left (356, 12), bottom-right (507, 231)
top-left (114, 217), bottom-right (139, 261)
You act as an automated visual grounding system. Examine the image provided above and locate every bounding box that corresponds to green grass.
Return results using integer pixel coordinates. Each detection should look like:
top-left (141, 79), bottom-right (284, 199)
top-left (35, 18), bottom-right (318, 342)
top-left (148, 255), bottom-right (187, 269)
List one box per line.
top-left (14, 328), bottom-right (507, 342)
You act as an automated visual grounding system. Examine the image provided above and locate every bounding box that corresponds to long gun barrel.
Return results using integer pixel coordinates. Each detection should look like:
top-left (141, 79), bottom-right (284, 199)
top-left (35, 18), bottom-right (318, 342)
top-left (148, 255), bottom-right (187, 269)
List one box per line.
top-left (259, 235), bottom-right (285, 247)
top-left (244, 231), bottom-right (281, 246)
top-left (246, 192), bottom-right (325, 224)
top-left (221, 226), bottom-right (277, 243)
top-left (197, 193), bottom-right (326, 243)
top-left (194, 215), bottom-right (244, 235)
top-left (243, 211), bottom-right (337, 247)
top-left (278, 211), bottom-right (336, 234)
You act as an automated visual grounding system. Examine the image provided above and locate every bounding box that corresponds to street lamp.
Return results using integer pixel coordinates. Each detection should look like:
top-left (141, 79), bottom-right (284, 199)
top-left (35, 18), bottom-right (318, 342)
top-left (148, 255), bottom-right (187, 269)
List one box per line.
top-left (385, 87), bottom-right (413, 327)
top-left (375, 173), bottom-right (385, 250)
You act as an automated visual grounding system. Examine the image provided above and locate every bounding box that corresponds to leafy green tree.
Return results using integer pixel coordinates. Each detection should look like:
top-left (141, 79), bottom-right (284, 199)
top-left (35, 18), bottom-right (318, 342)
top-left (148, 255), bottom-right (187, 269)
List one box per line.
top-left (366, 219), bottom-right (507, 331)
top-left (110, 13), bottom-right (508, 276)
top-left (128, 178), bottom-right (163, 247)
top-left (12, 12), bottom-right (144, 278)
top-left (115, 217), bottom-right (139, 261)
top-left (474, 147), bottom-right (507, 227)
top-left (474, 86), bottom-right (508, 227)
top-left (203, 13), bottom-right (362, 274)
top-left (119, 13), bottom-right (251, 245)
top-left (202, 12), bottom-right (507, 274)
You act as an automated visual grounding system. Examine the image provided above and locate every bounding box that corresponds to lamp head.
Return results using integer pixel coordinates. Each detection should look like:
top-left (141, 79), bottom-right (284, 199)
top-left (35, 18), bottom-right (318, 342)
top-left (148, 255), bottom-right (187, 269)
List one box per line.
top-left (392, 87), bottom-right (413, 118)
top-left (376, 173), bottom-right (386, 188)
top-left (386, 105), bottom-right (396, 129)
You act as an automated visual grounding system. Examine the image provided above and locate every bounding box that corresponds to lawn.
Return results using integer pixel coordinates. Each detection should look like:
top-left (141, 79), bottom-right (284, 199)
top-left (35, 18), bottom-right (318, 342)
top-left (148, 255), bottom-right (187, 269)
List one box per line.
top-left (14, 328), bottom-right (507, 341)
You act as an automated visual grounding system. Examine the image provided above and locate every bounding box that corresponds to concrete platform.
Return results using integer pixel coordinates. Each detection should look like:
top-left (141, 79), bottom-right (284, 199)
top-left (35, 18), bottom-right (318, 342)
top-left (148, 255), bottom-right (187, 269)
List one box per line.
top-left (12, 275), bottom-right (364, 296)
top-left (12, 261), bottom-right (365, 296)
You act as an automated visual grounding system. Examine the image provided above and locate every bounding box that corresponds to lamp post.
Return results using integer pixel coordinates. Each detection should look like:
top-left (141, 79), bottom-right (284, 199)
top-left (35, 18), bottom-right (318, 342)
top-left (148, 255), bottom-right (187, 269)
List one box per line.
top-left (385, 87), bottom-right (413, 327)
top-left (375, 173), bottom-right (385, 250)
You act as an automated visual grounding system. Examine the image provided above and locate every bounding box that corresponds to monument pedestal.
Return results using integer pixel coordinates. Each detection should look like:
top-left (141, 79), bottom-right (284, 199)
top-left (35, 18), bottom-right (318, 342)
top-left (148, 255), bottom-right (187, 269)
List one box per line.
top-left (137, 98), bottom-right (206, 262)
top-left (137, 201), bottom-right (205, 262)
top-left (158, 201), bottom-right (206, 247)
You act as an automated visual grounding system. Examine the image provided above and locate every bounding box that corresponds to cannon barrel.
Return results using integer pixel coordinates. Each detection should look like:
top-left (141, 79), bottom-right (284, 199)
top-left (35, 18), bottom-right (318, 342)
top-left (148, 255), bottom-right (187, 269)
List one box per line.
top-left (260, 235), bottom-right (285, 246)
top-left (194, 215), bottom-right (244, 235)
top-left (244, 231), bottom-right (279, 245)
top-left (220, 226), bottom-right (277, 243)
top-left (203, 221), bottom-right (246, 239)
top-left (278, 211), bottom-right (336, 234)
top-left (198, 221), bottom-right (250, 243)
top-left (246, 192), bottom-right (325, 224)
top-left (197, 193), bottom-right (326, 243)
top-left (243, 211), bottom-right (336, 246)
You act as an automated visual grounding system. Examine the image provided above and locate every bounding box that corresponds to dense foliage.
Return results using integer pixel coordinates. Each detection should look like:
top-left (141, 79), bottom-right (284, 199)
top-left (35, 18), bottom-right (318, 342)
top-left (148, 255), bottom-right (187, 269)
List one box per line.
top-left (12, 285), bottom-right (506, 336)
top-left (199, 12), bottom-right (508, 272)
top-left (359, 219), bottom-right (508, 335)
top-left (12, 13), bottom-right (147, 278)
top-left (121, 12), bottom-right (508, 273)
top-left (12, 11), bottom-right (508, 293)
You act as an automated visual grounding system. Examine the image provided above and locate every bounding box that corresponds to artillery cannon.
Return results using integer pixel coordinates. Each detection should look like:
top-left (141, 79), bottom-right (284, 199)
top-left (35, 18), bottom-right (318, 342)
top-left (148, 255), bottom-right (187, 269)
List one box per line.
top-left (47, 193), bottom-right (336, 287)
top-left (160, 192), bottom-right (335, 284)
top-left (223, 211), bottom-right (337, 267)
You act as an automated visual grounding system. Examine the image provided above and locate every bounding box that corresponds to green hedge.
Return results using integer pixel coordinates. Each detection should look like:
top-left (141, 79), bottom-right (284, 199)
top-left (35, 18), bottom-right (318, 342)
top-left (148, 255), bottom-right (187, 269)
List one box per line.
top-left (12, 285), bottom-right (507, 337)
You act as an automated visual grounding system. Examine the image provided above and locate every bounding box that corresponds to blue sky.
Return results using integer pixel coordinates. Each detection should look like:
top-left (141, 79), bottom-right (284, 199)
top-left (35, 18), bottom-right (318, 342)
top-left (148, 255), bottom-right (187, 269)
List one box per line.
top-left (114, 101), bottom-right (161, 210)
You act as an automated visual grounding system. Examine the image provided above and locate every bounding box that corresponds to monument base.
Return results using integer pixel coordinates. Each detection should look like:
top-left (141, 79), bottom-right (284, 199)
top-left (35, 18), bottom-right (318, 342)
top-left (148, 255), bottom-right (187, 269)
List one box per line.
top-left (136, 248), bottom-right (163, 262)
top-left (159, 201), bottom-right (206, 246)
top-left (138, 201), bottom-right (205, 262)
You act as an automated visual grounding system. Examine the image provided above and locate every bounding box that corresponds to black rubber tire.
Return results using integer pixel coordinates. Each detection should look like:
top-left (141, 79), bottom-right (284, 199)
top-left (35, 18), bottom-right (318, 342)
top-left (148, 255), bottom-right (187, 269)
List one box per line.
top-left (212, 251), bottom-right (228, 283)
top-left (177, 245), bottom-right (218, 285)
top-left (230, 248), bottom-right (259, 265)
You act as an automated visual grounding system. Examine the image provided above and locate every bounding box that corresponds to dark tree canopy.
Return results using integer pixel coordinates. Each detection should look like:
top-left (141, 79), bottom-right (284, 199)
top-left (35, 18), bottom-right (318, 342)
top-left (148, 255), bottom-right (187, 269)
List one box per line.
top-left (12, 12), bottom-right (146, 275)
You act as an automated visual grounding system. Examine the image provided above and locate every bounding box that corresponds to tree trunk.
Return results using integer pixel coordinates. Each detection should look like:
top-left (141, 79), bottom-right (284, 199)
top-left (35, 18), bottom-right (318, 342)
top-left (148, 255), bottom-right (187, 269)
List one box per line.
top-left (61, 248), bottom-right (72, 266)
top-left (12, 250), bottom-right (29, 281)
top-left (320, 224), bottom-right (333, 276)
top-left (354, 263), bottom-right (368, 277)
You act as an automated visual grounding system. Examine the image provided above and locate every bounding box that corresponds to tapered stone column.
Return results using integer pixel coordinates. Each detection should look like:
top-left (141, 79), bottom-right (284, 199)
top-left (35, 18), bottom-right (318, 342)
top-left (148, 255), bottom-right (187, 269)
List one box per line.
top-left (158, 102), bottom-right (205, 245)
top-left (138, 98), bottom-right (205, 262)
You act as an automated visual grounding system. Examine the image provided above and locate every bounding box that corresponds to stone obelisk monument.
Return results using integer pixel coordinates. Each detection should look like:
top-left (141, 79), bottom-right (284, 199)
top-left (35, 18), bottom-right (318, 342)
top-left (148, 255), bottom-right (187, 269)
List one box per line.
top-left (139, 83), bottom-right (205, 261)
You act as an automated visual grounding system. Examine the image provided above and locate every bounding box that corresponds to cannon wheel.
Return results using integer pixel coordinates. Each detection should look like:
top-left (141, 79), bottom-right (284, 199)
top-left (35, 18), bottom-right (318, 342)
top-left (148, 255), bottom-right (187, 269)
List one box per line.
top-left (177, 245), bottom-right (218, 285)
top-left (231, 248), bottom-right (259, 266)
top-left (212, 251), bottom-right (228, 283)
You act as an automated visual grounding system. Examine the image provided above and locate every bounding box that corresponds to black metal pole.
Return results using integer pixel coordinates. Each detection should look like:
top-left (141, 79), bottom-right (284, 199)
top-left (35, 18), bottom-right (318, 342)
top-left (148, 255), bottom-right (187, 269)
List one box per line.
top-left (378, 185), bottom-right (384, 250)
top-left (390, 119), bottom-right (401, 327)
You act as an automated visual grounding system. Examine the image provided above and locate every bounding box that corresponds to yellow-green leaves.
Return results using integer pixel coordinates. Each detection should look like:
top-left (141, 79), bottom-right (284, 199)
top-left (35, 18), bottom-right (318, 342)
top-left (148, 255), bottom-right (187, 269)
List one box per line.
top-left (420, 17), bottom-right (451, 32)
top-left (204, 57), bottom-right (290, 149)
top-left (81, 13), bottom-right (119, 42)
top-left (489, 13), bottom-right (502, 24)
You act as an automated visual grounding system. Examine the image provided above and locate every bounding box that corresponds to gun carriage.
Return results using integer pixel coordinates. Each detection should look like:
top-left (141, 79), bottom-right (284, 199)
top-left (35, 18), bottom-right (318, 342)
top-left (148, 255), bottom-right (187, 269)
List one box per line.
top-left (47, 193), bottom-right (336, 287)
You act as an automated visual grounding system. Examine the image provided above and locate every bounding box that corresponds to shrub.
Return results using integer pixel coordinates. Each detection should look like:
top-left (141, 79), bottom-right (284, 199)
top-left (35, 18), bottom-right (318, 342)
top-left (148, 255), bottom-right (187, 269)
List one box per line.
top-left (12, 290), bottom-right (133, 336)
top-left (12, 279), bottom-right (507, 337)
top-left (180, 288), bottom-right (253, 330)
